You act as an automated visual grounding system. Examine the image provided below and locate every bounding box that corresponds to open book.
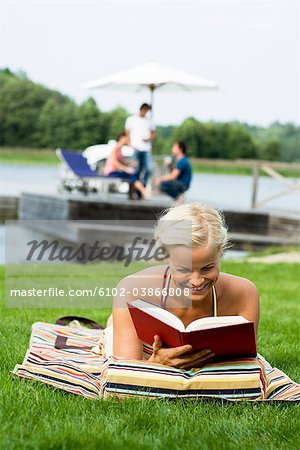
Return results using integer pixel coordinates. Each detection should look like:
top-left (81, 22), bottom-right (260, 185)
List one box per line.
top-left (127, 299), bottom-right (257, 358)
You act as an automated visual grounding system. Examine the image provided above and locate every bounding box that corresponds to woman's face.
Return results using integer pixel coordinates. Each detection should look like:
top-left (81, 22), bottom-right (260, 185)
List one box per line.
top-left (168, 244), bottom-right (221, 302)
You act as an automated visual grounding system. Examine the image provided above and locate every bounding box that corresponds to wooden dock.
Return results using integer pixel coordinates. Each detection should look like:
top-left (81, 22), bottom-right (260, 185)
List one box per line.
top-left (3, 192), bottom-right (295, 249)
top-left (0, 196), bottom-right (19, 221)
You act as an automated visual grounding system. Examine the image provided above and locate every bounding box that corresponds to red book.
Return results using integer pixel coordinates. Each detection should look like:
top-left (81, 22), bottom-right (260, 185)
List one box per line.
top-left (127, 299), bottom-right (257, 359)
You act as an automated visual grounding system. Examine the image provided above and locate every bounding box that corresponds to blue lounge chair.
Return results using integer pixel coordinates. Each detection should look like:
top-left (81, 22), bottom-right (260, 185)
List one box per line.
top-left (58, 149), bottom-right (100, 178)
top-left (56, 149), bottom-right (130, 196)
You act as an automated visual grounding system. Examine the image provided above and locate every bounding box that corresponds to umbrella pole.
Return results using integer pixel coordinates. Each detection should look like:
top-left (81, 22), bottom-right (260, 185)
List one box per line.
top-left (149, 85), bottom-right (155, 119)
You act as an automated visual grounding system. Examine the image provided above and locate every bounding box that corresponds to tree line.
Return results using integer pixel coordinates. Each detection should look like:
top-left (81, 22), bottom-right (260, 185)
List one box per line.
top-left (0, 68), bottom-right (299, 162)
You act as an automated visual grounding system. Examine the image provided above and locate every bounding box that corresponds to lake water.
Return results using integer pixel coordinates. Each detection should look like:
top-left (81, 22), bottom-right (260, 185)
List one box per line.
top-left (0, 163), bottom-right (299, 214)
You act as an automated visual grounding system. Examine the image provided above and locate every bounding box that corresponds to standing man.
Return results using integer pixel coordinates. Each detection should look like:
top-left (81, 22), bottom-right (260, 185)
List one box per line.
top-left (125, 103), bottom-right (156, 186)
top-left (153, 141), bottom-right (192, 204)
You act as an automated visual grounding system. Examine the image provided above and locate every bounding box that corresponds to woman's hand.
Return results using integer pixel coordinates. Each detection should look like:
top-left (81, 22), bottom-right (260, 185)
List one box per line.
top-left (128, 160), bottom-right (139, 167)
top-left (148, 335), bottom-right (215, 370)
top-left (124, 166), bottom-right (135, 174)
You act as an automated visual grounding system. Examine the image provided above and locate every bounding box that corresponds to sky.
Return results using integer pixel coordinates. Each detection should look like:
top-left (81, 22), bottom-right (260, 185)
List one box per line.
top-left (0, 0), bottom-right (299, 126)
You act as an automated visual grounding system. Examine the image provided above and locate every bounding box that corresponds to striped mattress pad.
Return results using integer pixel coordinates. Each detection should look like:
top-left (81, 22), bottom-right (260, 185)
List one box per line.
top-left (13, 322), bottom-right (300, 401)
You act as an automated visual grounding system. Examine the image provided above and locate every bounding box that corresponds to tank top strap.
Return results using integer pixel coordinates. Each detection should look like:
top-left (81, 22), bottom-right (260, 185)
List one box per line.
top-left (212, 286), bottom-right (218, 317)
top-left (160, 266), bottom-right (171, 309)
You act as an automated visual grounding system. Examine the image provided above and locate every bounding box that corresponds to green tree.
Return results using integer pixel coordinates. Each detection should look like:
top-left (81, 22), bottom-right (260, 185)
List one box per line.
top-left (152, 131), bottom-right (171, 155)
top-left (173, 117), bottom-right (202, 157)
top-left (198, 123), bottom-right (229, 159)
top-left (257, 139), bottom-right (281, 161)
top-left (76, 98), bottom-right (103, 149)
top-left (104, 107), bottom-right (128, 142)
top-left (0, 75), bottom-right (51, 146)
top-left (37, 98), bottom-right (78, 149)
top-left (1, 69), bottom-right (299, 162)
top-left (244, 121), bottom-right (300, 162)
top-left (226, 124), bottom-right (257, 159)
top-left (172, 120), bottom-right (257, 159)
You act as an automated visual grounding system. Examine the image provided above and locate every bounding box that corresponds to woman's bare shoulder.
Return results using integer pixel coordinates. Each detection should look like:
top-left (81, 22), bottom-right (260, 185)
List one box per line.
top-left (218, 272), bottom-right (257, 290)
top-left (216, 273), bottom-right (259, 317)
top-left (217, 272), bottom-right (260, 334)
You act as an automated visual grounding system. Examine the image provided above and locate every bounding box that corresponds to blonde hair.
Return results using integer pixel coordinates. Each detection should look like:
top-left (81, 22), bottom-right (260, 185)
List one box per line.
top-left (154, 203), bottom-right (229, 253)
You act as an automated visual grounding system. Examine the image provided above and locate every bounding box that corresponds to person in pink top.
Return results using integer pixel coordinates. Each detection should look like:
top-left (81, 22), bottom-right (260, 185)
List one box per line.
top-left (103, 132), bottom-right (148, 199)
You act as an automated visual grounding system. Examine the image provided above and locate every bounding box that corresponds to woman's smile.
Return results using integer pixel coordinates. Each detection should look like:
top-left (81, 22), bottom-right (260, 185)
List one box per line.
top-left (191, 280), bottom-right (212, 296)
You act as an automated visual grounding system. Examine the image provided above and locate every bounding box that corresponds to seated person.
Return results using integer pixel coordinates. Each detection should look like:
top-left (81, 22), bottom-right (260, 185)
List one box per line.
top-left (103, 132), bottom-right (148, 199)
top-left (153, 141), bottom-right (192, 203)
top-left (106, 203), bottom-right (259, 369)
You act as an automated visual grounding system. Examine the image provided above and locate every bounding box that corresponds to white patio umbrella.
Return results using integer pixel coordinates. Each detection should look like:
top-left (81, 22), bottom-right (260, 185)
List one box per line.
top-left (83, 61), bottom-right (218, 115)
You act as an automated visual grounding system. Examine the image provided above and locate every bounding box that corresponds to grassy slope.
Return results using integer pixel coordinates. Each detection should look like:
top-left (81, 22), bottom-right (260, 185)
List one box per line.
top-left (1, 262), bottom-right (300, 450)
top-left (0, 148), bottom-right (58, 165)
top-left (191, 161), bottom-right (300, 178)
top-left (1, 148), bottom-right (299, 177)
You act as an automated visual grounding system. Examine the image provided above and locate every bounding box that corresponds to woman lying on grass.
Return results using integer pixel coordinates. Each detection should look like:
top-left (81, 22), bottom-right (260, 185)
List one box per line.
top-left (106, 203), bottom-right (259, 369)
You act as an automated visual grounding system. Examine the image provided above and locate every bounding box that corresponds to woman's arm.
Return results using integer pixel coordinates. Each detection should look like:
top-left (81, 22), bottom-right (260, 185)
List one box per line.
top-left (113, 303), bottom-right (144, 359)
top-left (237, 281), bottom-right (260, 340)
top-left (112, 276), bottom-right (215, 367)
top-left (113, 303), bottom-right (214, 368)
top-left (221, 274), bottom-right (260, 340)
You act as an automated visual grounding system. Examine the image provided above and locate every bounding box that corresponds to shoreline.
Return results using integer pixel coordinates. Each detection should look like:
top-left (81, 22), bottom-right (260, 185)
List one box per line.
top-left (1, 159), bottom-right (299, 178)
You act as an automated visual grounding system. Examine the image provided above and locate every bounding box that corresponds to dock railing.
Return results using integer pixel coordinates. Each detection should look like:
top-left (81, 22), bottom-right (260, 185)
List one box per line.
top-left (250, 162), bottom-right (300, 208)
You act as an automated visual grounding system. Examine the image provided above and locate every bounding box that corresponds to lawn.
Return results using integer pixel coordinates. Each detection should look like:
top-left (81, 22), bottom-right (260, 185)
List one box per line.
top-left (1, 262), bottom-right (300, 450)
top-left (0, 148), bottom-right (58, 165)
top-left (1, 147), bottom-right (299, 178)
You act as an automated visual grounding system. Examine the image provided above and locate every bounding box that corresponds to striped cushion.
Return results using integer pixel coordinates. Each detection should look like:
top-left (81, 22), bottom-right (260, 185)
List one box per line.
top-left (13, 322), bottom-right (300, 401)
top-left (100, 356), bottom-right (266, 400)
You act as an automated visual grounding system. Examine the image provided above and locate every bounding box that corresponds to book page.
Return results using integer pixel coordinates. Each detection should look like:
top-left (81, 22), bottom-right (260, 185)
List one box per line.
top-left (185, 316), bottom-right (248, 332)
top-left (129, 299), bottom-right (186, 332)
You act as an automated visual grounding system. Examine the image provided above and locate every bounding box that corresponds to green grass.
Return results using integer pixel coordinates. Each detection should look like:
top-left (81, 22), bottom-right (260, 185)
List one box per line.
top-left (1, 147), bottom-right (299, 178)
top-left (191, 161), bottom-right (300, 178)
top-left (1, 262), bottom-right (300, 450)
top-left (0, 148), bottom-right (58, 165)
top-left (193, 163), bottom-right (254, 176)
top-left (246, 246), bottom-right (300, 258)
